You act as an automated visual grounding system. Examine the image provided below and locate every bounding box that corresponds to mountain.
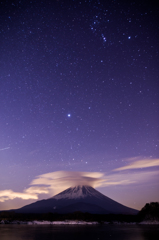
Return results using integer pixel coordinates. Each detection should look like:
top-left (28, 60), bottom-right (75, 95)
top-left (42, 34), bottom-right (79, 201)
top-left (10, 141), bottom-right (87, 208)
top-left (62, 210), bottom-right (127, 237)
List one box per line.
top-left (15, 185), bottom-right (138, 215)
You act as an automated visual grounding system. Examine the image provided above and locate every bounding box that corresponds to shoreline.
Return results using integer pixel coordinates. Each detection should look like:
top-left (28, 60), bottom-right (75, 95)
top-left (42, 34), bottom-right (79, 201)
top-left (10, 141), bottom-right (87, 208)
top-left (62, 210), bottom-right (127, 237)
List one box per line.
top-left (1, 220), bottom-right (159, 225)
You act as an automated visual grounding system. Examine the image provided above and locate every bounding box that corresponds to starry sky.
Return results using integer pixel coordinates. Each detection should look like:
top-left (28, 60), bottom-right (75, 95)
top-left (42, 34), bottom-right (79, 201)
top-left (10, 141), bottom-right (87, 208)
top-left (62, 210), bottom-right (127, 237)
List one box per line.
top-left (0, 0), bottom-right (159, 211)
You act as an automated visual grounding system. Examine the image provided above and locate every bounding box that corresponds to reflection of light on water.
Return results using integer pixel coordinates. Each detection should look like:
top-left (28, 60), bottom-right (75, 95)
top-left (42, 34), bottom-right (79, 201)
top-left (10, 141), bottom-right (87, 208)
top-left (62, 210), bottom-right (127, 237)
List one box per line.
top-left (1, 224), bottom-right (157, 239)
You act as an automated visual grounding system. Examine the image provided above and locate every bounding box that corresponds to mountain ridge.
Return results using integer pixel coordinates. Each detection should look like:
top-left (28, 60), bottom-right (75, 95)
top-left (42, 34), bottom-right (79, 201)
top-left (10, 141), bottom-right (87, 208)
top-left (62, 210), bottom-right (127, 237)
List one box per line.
top-left (51, 185), bottom-right (106, 200)
top-left (14, 185), bottom-right (138, 215)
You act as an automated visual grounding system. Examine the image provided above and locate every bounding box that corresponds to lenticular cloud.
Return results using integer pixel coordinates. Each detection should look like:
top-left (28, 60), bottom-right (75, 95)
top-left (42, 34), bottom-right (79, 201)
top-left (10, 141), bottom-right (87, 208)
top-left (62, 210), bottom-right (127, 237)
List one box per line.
top-left (30, 171), bottom-right (105, 195)
top-left (0, 171), bottom-right (105, 202)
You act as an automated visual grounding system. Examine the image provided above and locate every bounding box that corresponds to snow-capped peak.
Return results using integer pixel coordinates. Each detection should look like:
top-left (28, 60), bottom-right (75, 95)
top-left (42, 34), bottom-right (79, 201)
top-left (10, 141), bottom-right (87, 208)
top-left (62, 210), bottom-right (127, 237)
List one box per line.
top-left (53, 185), bottom-right (101, 200)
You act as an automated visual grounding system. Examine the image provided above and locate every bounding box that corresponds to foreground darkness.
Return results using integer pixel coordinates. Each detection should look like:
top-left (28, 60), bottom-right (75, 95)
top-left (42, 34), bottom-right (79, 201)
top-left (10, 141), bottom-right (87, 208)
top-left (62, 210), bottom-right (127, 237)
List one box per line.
top-left (0, 211), bottom-right (139, 223)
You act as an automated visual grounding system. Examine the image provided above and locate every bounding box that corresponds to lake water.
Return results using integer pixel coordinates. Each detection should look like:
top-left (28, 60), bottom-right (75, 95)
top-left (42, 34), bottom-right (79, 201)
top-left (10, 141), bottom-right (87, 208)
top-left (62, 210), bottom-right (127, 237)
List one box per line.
top-left (0, 224), bottom-right (159, 240)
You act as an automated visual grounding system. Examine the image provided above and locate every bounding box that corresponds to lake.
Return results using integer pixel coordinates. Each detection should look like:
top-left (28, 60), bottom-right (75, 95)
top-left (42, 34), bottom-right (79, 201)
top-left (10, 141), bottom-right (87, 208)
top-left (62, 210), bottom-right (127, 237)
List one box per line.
top-left (0, 224), bottom-right (159, 240)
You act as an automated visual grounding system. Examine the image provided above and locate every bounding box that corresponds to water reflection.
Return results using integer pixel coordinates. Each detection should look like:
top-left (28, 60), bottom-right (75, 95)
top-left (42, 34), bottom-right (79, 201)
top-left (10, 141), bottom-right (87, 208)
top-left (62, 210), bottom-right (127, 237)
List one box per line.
top-left (0, 225), bottom-right (159, 240)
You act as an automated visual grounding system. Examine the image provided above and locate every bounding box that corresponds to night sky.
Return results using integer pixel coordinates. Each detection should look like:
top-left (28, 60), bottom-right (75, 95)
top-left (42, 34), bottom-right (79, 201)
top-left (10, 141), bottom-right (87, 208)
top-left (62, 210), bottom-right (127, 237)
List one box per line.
top-left (0, 0), bottom-right (159, 211)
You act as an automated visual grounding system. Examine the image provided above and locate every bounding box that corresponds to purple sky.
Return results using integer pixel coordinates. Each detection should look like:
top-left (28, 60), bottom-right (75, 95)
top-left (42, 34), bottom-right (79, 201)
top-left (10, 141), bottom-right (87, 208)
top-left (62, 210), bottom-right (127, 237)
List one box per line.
top-left (0, 0), bottom-right (159, 211)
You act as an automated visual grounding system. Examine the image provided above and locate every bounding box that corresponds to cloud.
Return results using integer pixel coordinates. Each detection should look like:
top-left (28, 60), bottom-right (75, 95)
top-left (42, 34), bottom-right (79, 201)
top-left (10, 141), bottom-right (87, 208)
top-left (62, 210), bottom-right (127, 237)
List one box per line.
top-left (0, 187), bottom-right (49, 202)
top-left (0, 190), bottom-right (38, 202)
top-left (1, 157), bottom-right (159, 202)
top-left (25, 186), bottom-right (49, 194)
top-left (102, 170), bottom-right (159, 187)
top-left (114, 158), bottom-right (159, 171)
top-left (0, 171), bottom-right (105, 202)
top-left (0, 147), bottom-right (10, 151)
top-left (30, 171), bottom-right (105, 195)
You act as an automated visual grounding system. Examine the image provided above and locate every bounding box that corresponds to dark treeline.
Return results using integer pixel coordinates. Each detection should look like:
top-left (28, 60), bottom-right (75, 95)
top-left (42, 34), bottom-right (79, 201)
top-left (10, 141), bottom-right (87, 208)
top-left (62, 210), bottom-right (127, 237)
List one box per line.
top-left (0, 211), bottom-right (138, 223)
top-left (138, 202), bottom-right (159, 221)
top-left (0, 202), bottom-right (158, 223)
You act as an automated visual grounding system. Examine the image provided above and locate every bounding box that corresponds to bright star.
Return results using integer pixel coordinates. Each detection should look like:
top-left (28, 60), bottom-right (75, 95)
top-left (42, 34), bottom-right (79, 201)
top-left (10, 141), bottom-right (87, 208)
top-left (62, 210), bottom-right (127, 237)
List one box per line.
top-left (67, 114), bottom-right (71, 117)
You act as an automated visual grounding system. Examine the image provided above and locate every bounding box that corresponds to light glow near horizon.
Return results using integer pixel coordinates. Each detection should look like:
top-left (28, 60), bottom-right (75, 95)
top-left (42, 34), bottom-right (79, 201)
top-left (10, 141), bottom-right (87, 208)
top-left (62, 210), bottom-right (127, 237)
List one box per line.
top-left (1, 157), bottom-right (159, 210)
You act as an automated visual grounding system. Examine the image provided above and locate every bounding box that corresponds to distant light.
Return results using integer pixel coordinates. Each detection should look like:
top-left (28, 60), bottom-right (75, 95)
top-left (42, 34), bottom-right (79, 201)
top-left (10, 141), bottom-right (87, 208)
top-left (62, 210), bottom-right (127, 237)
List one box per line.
top-left (67, 114), bottom-right (71, 117)
top-left (128, 36), bottom-right (131, 39)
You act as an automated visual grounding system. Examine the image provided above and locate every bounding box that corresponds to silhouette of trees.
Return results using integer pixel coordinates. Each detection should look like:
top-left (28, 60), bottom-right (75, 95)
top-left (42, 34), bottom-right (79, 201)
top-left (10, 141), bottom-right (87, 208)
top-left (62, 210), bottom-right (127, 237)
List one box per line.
top-left (138, 202), bottom-right (159, 221)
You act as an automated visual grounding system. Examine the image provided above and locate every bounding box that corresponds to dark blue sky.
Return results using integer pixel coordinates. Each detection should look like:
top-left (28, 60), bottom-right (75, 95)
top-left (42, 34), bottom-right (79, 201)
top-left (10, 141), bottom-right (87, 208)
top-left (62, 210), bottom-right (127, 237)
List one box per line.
top-left (0, 0), bottom-right (159, 210)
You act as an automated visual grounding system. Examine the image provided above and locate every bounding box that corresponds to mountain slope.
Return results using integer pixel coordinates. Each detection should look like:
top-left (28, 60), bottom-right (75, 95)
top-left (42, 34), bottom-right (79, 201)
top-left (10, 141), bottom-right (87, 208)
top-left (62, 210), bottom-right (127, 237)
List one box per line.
top-left (57, 202), bottom-right (109, 214)
top-left (52, 185), bottom-right (107, 200)
top-left (15, 185), bottom-right (138, 215)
